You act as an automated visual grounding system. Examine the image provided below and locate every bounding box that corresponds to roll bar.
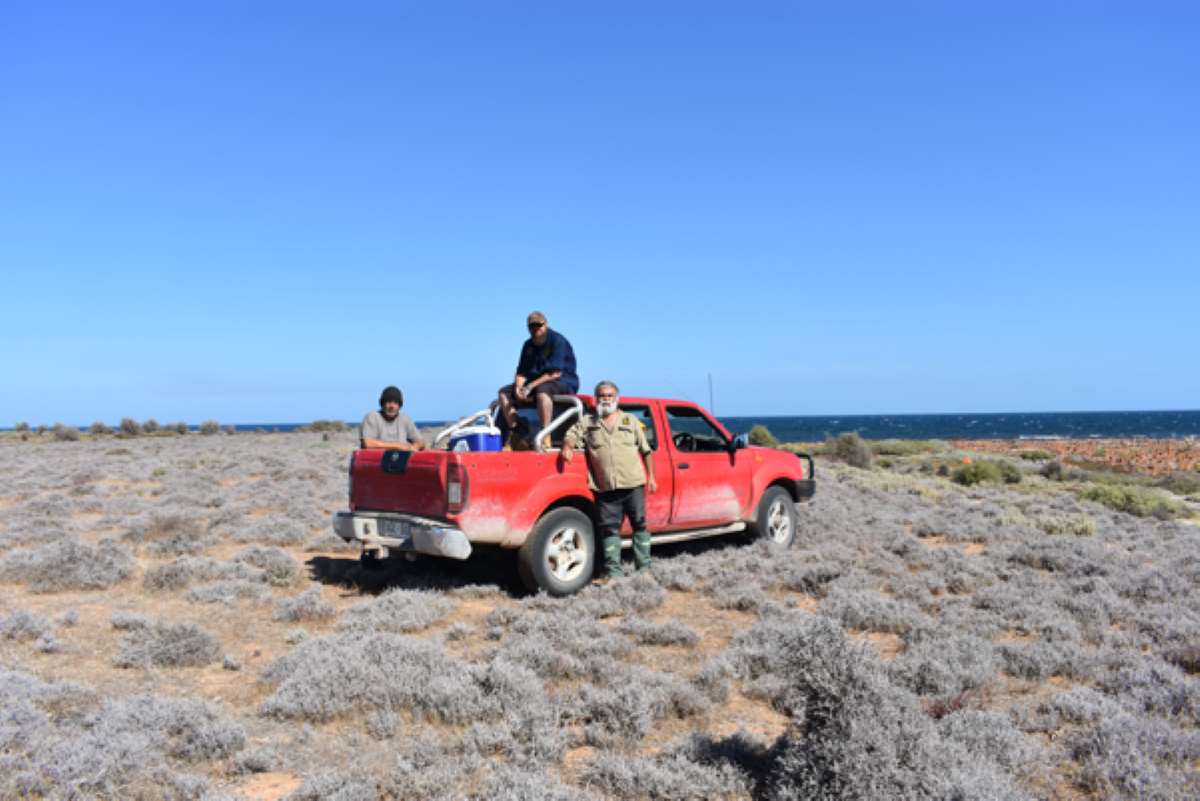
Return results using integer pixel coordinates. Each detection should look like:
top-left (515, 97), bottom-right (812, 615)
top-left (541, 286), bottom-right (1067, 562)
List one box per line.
top-left (432, 396), bottom-right (585, 452)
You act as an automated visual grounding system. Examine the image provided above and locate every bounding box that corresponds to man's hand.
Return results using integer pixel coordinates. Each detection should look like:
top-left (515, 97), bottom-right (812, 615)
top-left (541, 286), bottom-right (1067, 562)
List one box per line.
top-left (646, 475), bottom-right (658, 494)
top-left (515, 384), bottom-right (530, 401)
top-left (560, 443), bottom-right (574, 462)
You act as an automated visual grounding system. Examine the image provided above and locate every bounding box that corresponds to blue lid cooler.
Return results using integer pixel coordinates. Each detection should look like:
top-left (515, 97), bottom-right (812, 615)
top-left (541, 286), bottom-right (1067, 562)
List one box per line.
top-left (449, 423), bottom-right (503, 452)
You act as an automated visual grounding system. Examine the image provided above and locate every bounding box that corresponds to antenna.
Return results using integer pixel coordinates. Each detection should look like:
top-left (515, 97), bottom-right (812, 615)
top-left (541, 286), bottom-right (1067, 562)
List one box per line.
top-left (708, 373), bottom-right (714, 413)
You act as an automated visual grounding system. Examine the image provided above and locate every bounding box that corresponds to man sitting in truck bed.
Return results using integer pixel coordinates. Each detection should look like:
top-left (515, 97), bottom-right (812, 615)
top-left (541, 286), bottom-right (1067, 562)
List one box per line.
top-left (360, 385), bottom-right (425, 451)
top-left (497, 310), bottom-right (579, 449)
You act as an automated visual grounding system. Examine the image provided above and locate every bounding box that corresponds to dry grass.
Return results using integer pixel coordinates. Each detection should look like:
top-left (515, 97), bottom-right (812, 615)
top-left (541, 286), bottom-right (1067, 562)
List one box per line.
top-left (0, 431), bottom-right (1197, 799)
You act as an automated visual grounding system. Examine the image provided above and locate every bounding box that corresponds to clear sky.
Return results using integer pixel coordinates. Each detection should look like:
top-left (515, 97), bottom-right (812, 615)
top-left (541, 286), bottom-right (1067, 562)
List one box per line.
top-left (2, 2), bottom-right (1197, 426)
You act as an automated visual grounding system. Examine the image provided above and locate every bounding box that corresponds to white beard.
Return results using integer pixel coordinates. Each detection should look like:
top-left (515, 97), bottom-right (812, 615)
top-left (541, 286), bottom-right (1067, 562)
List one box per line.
top-left (597, 400), bottom-right (618, 416)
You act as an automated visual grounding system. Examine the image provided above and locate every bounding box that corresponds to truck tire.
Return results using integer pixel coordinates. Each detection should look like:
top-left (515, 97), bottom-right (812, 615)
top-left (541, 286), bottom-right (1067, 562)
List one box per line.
top-left (749, 486), bottom-right (797, 547)
top-left (518, 508), bottom-right (595, 596)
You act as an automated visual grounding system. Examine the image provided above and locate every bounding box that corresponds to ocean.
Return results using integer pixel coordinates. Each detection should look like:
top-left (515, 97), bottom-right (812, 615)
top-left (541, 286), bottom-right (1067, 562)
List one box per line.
top-left (716, 410), bottom-right (1200, 442)
top-left (10, 410), bottom-right (1199, 441)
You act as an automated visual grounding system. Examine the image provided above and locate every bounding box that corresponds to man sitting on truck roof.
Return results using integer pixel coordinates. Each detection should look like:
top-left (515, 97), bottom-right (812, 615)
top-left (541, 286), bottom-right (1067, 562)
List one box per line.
top-left (498, 311), bottom-right (579, 449)
top-left (360, 385), bottom-right (425, 451)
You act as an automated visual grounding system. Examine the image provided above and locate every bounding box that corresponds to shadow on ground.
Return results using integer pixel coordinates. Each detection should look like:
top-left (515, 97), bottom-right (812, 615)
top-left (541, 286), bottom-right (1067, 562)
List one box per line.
top-left (308, 532), bottom-right (748, 596)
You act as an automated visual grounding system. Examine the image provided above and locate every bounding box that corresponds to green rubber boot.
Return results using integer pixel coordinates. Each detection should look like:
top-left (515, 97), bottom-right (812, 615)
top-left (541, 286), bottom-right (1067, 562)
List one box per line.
top-left (632, 530), bottom-right (652, 572)
top-left (602, 535), bottom-right (625, 578)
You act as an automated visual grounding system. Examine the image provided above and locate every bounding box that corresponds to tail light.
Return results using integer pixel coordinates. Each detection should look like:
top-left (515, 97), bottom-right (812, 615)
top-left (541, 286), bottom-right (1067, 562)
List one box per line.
top-left (446, 461), bottom-right (469, 513)
top-left (347, 452), bottom-right (357, 510)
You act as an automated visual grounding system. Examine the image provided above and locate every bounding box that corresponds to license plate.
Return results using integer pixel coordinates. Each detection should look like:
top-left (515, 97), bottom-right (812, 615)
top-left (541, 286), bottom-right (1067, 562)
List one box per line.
top-left (381, 519), bottom-right (410, 540)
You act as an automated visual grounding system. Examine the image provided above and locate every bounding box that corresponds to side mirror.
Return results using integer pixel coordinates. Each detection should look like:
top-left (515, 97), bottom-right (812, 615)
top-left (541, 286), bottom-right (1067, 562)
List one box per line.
top-left (731, 433), bottom-right (749, 451)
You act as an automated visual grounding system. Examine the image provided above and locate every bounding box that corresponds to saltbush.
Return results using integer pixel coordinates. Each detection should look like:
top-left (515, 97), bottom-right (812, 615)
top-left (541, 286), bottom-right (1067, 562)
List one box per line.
top-left (89, 421), bottom-right (110, 435)
top-left (52, 424), bottom-right (81, 442)
top-left (748, 424), bottom-right (779, 447)
top-left (825, 431), bottom-right (873, 468)
top-left (199, 420), bottom-right (220, 435)
top-left (0, 537), bottom-right (135, 592)
top-left (952, 459), bottom-right (1021, 486)
top-left (119, 417), bottom-right (141, 435)
top-left (142, 418), bottom-right (159, 434)
top-left (1037, 513), bottom-right (1096, 537)
top-left (1079, 484), bottom-right (1189, 519)
top-left (114, 621), bottom-right (222, 668)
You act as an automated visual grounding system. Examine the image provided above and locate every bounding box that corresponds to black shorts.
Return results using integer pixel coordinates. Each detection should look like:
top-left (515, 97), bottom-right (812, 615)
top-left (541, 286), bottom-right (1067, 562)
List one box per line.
top-left (499, 381), bottom-right (575, 404)
top-left (596, 486), bottom-right (646, 537)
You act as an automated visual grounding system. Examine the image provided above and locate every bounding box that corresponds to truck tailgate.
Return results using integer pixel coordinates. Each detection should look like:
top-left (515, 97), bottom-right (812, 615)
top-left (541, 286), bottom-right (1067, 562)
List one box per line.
top-left (351, 450), bottom-right (448, 518)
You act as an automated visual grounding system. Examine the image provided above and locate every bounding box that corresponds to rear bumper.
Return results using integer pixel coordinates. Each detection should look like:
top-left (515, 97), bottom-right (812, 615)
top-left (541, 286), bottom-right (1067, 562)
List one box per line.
top-left (331, 511), bottom-right (473, 560)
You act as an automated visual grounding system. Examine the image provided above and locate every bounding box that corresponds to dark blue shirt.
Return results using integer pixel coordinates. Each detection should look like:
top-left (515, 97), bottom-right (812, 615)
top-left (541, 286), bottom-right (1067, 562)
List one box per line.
top-left (516, 329), bottom-right (579, 392)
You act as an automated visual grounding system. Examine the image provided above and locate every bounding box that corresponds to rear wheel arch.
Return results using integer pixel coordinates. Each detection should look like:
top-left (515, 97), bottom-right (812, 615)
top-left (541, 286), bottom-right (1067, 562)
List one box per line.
top-left (544, 495), bottom-right (598, 524)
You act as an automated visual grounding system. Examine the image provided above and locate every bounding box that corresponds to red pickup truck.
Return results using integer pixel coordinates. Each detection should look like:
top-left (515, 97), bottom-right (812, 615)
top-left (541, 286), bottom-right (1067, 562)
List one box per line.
top-left (332, 395), bottom-right (814, 596)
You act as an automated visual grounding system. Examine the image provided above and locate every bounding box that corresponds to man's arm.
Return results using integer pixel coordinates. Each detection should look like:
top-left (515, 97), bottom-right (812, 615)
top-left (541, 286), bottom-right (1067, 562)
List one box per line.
top-left (559, 419), bottom-right (584, 462)
top-left (636, 425), bottom-right (657, 493)
top-left (362, 437), bottom-right (419, 451)
top-left (519, 370), bottom-right (562, 398)
top-left (406, 418), bottom-right (426, 451)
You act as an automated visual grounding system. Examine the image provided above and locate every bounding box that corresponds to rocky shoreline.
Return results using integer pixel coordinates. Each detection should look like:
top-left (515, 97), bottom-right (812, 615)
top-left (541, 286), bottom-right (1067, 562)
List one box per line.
top-left (952, 437), bottom-right (1200, 476)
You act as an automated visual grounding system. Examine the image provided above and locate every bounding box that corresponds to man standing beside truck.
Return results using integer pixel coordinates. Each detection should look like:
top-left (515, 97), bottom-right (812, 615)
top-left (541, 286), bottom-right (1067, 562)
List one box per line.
top-left (498, 311), bottom-right (579, 449)
top-left (560, 380), bottom-right (657, 578)
top-left (361, 385), bottom-right (425, 451)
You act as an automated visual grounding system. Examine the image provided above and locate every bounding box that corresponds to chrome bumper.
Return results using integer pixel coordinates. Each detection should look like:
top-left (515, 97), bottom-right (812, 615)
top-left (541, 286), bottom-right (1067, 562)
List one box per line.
top-left (331, 512), bottom-right (473, 560)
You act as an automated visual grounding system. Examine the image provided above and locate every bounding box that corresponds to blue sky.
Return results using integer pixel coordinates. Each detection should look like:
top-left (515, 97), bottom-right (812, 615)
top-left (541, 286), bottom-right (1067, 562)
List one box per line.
top-left (2, 2), bottom-right (1197, 425)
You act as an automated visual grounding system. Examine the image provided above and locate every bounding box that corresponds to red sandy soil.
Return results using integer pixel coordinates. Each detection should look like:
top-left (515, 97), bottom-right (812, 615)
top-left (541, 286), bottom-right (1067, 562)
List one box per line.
top-left (952, 438), bottom-right (1200, 476)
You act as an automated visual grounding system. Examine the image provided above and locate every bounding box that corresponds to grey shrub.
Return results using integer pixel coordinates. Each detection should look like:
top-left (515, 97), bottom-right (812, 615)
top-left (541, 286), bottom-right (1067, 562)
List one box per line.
top-left (275, 587), bottom-right (336, 622)
top-left (0, 536), bottom-right (135, 592)
top-left (114, 621), bottom-right (222, 668)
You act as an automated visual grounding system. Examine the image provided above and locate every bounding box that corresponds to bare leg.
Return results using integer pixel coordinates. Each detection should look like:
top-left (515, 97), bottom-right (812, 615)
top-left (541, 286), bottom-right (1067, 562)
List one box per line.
top-left (498, 389), bottom-right (518, 428)
top-left (536, 390), bottom-right (554, 431)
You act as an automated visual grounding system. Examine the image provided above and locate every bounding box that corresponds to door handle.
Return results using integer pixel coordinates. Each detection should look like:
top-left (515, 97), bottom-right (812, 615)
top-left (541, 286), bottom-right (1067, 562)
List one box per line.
top-left (678, 463), bottom-right (690, 469)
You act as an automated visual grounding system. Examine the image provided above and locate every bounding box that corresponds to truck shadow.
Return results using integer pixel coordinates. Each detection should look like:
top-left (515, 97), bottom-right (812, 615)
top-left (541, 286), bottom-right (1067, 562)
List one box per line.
top-left (306, 546), bottom-right (524, 596)
top-left (307, 534), bottom-right (745, 597)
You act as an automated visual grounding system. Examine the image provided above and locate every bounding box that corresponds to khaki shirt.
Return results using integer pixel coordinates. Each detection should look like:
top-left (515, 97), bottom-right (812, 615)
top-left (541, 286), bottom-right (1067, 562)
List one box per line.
top-left (564, 412), bottom-right (652, 492)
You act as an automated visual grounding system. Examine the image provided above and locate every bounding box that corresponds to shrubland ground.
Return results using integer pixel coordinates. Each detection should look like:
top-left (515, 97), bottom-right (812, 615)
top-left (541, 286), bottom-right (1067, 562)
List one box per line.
top-left (1, 430), bottom-right (1198, 800)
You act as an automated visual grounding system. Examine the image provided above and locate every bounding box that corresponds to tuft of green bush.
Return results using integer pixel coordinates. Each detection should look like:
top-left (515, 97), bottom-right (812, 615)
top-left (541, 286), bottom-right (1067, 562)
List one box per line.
top-left (952, 459), bottom-right (1021, 486)
top-left (14, 421), bottom-right (30, 432)
top-left (871, 439), bottom-right (944, 456)
top-left (35, 424), bottom-right (47, 435)
top-left (1155, 471), bottom-right (1200, 498)
top-left (747, 424), bottom-right (778, 448)
top-left (142, 418), bottom-right (159, 434)
top-left (89, 421), bottom-right (111, 435)
top-left (52, 424), bottom-right (81, 442)
top-left (1078, 484), bottom-right (1190, 519)
top-left (825, 432), bottom-right (873, 468)
top-left (1018, 449), bottom-right (1055, 461)
top-left (119, 418), bottom-right (141, 436)
top-left (199, 420), bottom-right (220, 435)
top-left (309, 419), bottom-right (347, 432)
top-left (1038, 514), bottom-right (1096, 537)
top-left (171, 421), bottom-right (188, 435)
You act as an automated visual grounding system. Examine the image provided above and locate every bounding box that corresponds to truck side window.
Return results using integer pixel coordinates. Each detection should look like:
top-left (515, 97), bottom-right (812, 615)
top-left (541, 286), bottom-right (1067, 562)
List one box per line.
top-left (665, 406), bottom-right (729, 452)
top-left (617, 405), bottom-right (658, 451)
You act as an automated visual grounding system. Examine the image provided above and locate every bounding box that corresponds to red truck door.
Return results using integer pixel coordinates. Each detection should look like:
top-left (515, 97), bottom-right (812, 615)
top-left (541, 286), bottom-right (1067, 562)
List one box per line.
top-left (663, 404), bottom-right (752, 528)
top-left (616, 403), bottom-right (673, 530)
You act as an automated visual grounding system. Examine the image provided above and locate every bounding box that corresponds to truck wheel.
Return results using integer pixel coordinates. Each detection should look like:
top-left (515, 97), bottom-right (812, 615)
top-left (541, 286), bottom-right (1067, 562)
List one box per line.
top-left (518, 508), bottom-right (595, 596)
top-left (750, 486), bottom-right (796, 547)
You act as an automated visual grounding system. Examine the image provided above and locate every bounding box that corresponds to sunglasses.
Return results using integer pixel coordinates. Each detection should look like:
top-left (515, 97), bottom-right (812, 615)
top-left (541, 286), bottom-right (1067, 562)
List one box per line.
top-left (527, 322), bottom-right (545, 331)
